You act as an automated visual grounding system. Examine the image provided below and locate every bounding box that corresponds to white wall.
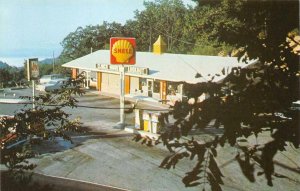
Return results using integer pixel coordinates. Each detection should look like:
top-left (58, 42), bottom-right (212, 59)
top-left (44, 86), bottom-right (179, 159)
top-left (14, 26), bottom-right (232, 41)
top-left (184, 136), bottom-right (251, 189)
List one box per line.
top-left (130, 77), bottom-right (139, 94)
top-left (101, 73), bottom-right (120, 95)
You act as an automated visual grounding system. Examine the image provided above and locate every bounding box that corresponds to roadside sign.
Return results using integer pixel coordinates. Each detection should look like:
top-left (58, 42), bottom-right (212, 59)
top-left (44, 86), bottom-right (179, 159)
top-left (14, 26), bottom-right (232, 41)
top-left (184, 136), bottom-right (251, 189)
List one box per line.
top-left (26, 58), bottom-right (39, 110)
top-left (110, 37), bottom-right (136, 127)
top-left (27, 58), bottom-right (39, 81)
top-left (110, 37), bottom-right (136, 65)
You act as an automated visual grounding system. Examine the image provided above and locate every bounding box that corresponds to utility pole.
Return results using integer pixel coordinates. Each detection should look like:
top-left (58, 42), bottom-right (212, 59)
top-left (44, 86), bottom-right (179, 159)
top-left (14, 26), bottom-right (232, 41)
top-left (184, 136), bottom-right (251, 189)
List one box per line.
top-left (149, 26), bottom-right (152, 52)
top-left (52, 51), bottom-right (55, 73)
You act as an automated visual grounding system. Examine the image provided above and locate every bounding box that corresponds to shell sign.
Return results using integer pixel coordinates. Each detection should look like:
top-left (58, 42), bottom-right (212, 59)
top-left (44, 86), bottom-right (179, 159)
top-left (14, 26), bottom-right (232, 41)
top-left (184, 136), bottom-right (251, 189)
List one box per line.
top-left (110, 37), bottom-right (136, 65)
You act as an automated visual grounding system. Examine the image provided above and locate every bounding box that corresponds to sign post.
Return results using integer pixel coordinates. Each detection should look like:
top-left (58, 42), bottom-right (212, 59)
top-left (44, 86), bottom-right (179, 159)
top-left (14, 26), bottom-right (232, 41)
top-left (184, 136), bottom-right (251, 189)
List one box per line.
top-left (32, 80), bottom-right (36, 109)
top-left (27, 58), bottom-right (39, 110)
top-left (120, 65), bottom-right (125, 124)
top-left (110, 37), bottom-right (136, 128)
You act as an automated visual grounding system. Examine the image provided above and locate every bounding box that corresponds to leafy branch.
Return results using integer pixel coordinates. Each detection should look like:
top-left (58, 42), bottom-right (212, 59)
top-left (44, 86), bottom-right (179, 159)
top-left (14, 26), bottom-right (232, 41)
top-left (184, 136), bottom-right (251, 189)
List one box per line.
top-left (0, 73), bottom-right (86, 188)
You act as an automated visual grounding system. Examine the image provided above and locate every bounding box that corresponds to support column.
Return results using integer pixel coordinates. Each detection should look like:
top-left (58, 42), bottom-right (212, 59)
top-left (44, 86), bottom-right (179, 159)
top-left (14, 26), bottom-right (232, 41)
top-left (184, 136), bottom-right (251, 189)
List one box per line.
top-left (125, 75), bottom-right (130, 94)
top-left (71, 68), bottom-right (77, 79)
top-left (97, 72), bottom-right (102, 91)
top-left (85, 72), bottom-right (89, 89)
top-left (160, 80), bottom-right (167, 102)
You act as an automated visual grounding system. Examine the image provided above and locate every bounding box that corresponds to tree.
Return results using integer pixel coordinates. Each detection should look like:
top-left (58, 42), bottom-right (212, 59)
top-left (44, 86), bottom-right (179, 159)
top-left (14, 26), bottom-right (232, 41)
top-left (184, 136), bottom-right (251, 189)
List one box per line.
top-left (55, 1), bottom-right (299, 188)
top-left (59, 22), bottom-right (127, 61)
top-left (0, 63), bottom-right (26, 87)
top-left (196, 0), bottom-right (299, 111)
top-left (60, 25), bottom-right (103, 60)
top-left (134, 0), bottom-right (299, 190)
top-left (0, 74), bottom-right (85, 189)
top-left (0, 69), bottom-right (11, 87)
top-left (58, 0), bottom-right (234, 57)
top-left (131, 0), bottom-right (188, 52)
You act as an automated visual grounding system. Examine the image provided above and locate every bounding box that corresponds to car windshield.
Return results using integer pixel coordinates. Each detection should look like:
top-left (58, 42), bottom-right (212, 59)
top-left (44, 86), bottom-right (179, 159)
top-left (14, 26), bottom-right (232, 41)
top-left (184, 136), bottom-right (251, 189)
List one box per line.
top-left (41, 75), bottom-right (51, 79)
top-left (48, 81), bottom-right (57, 84)
top-left (52, 75), bottom-right (63, 79)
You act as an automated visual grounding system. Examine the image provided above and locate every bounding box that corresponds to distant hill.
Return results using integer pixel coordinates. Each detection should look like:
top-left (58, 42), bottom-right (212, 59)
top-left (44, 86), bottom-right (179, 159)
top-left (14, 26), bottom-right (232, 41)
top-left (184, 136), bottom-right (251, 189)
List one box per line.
top-left (39, 58), bottom-right (55, 65)
top-left (0, 58), bottom-right (56, 68)
top-left (0, 61), bottom-right (10, 68)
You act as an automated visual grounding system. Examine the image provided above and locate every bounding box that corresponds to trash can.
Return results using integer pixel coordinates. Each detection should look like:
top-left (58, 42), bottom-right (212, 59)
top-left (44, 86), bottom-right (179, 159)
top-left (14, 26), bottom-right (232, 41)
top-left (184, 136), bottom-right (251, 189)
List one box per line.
top-left (143, 112), bottom-right (151, 132)
top-left (151, 113), bottom-right (161, 134)
top-left (135, 109), bottom-right (143, 130)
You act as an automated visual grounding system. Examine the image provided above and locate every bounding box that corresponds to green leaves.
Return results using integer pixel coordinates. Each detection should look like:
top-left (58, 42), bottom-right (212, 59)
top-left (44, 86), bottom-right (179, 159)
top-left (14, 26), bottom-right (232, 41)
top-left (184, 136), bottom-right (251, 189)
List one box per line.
top-left (1, 73), bottom-right (85, 180)
top-left (122, 1), bottom-right (300, 189)
top-left (60, 22), bottom-right (125, 61)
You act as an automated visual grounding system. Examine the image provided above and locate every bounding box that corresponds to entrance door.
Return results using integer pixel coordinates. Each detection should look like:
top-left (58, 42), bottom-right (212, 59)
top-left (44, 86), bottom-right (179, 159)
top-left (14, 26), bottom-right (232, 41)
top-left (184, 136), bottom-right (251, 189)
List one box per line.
top-left (147, 79), bottom-right (153, 97)
top-left (82, 71), bottom-right (90, 89)
top-left (101, 73), bottom-right (119, 94)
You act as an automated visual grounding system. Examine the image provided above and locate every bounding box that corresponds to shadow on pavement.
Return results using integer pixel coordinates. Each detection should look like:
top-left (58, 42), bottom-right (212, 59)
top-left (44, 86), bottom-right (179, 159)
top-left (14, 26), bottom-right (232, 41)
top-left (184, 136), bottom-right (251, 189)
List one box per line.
top-left (31, 130), bottom-right (133, 155)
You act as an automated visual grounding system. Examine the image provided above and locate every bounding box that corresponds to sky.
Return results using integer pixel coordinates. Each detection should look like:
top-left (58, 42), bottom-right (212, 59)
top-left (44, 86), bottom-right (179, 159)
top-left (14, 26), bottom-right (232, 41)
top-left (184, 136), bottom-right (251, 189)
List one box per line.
top-left (0, 0), bottom-right (195, 67)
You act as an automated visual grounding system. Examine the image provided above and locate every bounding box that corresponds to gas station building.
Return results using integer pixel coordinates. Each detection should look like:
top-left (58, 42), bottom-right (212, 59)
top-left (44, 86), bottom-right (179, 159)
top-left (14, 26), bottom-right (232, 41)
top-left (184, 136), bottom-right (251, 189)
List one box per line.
top-left (62, 36), bottom-right (257, 105)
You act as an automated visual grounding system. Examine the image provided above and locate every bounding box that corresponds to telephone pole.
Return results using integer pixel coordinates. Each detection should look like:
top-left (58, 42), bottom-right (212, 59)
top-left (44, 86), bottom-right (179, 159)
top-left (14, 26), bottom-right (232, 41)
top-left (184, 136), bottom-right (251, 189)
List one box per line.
top-left (52, 51), bottom-right (55, 73)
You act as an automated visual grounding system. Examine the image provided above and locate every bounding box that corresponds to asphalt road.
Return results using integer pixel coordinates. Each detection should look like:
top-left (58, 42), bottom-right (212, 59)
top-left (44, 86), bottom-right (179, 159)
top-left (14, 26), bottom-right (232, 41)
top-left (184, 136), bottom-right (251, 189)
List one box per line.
top-left (0, 88), bottom-right (167, 128)
top-left (1, 88), bottom-right (299, 191)
top-left (0, 88), bottom-right (173, 191)
top-left (0, 88), bottom-right (33, 115)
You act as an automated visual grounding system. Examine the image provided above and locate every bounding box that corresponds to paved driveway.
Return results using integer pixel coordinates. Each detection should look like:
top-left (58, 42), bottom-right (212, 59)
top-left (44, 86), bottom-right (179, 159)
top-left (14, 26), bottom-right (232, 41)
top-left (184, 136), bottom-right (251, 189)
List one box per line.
top-left (0, 88), bottom-right (167, 130)
top-left (1, 88), bottom-right (299, 191)
top-left (65, 91), bottom-right (135, 131)
top-left (22, 127), bottom-right (300, 191)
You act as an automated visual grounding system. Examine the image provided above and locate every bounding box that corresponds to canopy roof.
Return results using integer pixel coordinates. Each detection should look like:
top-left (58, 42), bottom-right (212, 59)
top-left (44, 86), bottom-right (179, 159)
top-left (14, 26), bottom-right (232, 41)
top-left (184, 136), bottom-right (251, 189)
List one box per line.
top-left (63, 50), bottom-right (257, 83)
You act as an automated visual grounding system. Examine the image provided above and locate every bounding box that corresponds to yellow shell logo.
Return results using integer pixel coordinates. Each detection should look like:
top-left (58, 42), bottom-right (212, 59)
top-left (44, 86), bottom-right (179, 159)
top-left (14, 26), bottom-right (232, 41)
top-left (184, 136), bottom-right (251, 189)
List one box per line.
top-left (112, 40), bottom-right (134, 63)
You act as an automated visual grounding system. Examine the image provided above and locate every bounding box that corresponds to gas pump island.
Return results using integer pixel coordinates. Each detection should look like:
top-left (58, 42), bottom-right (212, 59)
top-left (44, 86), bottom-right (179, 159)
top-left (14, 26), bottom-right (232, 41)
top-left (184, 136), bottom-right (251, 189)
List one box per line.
top-left (110, 37), bottom-right (136, 128)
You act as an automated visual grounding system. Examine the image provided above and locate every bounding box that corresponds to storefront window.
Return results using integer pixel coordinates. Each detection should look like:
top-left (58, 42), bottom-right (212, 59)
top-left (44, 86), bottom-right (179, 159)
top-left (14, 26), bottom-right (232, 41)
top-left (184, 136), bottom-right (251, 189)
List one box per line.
top-left (167, 82), bottom-right (182, 95)
top-left (90, 71), bottom-right (97, 82)
top-left (139, 78), bottom-right (147, 90)
top-left (153, 80), bottom-right (160, 93)
top-left (177, 84), bottom-right (183, 94)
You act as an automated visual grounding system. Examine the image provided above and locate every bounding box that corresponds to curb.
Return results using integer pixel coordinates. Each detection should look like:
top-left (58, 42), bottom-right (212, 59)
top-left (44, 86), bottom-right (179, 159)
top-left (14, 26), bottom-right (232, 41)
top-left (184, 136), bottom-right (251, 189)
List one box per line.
top-left (33, 172), bottom-right (129, 191)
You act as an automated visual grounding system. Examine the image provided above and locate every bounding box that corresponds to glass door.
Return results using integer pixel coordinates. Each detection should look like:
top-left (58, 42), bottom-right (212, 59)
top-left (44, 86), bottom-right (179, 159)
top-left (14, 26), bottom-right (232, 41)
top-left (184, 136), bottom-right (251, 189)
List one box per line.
top-left (147, 79), bottom-right (153, 97)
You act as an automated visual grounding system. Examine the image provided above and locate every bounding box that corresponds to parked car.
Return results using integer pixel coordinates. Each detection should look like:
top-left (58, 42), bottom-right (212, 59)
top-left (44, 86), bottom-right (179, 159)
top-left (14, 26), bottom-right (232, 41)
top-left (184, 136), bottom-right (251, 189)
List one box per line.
top-left (0, 115), bottom-right (27, 151)
top-left (36, 79), bottom-right (68, 92)
top-left (291, 100), bottom-right (300, 111)
top-left (45, 79), bottom-right (70, 92)
top-left (39, 74), bottom-right (65, 84)
top-left (274, 100), bottom-right (300, 120)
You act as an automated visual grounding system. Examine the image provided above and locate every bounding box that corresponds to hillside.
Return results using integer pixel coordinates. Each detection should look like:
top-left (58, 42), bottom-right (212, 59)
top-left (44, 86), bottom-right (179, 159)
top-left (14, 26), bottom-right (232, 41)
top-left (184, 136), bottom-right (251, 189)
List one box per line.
top-left (0, 61), bottom-right (9, 68)
top-left (39, 58), bottom-right (55, 65)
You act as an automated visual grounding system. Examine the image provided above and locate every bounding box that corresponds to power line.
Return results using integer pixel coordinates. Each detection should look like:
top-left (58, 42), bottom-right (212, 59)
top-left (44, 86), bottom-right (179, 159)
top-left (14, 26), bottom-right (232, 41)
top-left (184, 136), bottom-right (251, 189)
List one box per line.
top-left (152, 26), bottom-right (203, 47)
top-left (152, 26), bottom-right (208, 81)
top-left (175, 55), bottom-right (209, 81)
top-left (0, 101), bottom-right (171, 112)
